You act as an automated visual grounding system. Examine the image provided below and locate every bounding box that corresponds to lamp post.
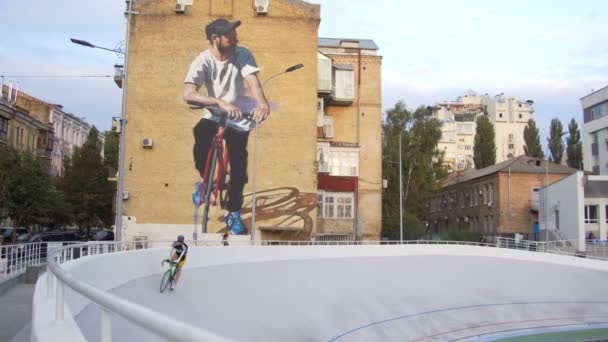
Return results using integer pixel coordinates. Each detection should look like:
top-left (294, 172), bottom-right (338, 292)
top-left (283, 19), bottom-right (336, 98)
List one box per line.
top-left (399, 133), bottom-right (403, 242)
top-left (70, 0), bottom-right (136, 241)
top-left (250, 63), bottom-right (304, 242)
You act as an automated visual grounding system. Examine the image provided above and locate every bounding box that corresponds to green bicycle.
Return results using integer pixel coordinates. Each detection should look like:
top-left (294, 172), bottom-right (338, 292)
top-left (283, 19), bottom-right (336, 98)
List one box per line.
top-left (160, 259), bottom-right (179, 293)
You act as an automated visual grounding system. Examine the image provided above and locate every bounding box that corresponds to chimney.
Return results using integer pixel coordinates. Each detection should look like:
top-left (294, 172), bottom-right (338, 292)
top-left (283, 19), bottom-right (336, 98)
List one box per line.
top-left (11, 83), bottom-right (19, 105)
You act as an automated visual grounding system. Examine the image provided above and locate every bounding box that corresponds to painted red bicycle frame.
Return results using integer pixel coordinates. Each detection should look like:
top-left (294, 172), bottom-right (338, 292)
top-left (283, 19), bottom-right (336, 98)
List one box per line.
top-left (199, 125), bottom-right (229, 207)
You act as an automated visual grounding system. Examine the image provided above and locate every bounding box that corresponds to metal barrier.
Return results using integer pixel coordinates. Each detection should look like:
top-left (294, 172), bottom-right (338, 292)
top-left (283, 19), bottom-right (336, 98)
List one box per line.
top-left (0, 242), bottom-right (43, 280)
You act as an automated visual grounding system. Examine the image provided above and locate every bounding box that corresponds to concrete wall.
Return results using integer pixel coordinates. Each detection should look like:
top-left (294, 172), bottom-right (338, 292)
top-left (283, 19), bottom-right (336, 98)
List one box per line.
top-left (583, 116), bottom-right (608, 174)
top-left (541, 172), bottom-right (584, 244)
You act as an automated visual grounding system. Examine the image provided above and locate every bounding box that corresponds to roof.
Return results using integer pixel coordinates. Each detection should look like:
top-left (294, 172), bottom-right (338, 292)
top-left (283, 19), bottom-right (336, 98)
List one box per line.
top-left (441, 155), bottom-right (578, 187)
top-left (580, 85), bottom-right (608, 100)
top-left (318, 38), bottom-right (379, 50)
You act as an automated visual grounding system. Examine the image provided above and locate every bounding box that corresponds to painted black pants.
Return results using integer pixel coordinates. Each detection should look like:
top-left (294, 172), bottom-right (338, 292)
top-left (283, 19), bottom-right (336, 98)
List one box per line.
top-left (193, 119), bottom-right (249, 212)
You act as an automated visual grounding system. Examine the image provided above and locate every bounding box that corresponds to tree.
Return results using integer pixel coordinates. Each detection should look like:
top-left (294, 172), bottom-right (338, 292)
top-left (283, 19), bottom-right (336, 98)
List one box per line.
top-left (103, 131), bottom-right (119, 175)
top-left (473, 115), bottom-right (496, 168)
top-left (566, 118), bottom-right (583, 169)
top-left (58, 127), bottom-right (114, 228)
top-left (382, 101), bottom-right (447, 240)
top-left (547, 118), bottom-right (565, 163)
top-left (0, 145), bottom-right (58, 237)
top-left (523, 119), bottom-right (544, 159)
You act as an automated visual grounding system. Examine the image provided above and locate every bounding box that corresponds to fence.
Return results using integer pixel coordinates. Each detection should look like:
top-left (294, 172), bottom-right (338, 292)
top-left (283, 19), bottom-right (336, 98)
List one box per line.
top-left (0, 242), bottom-right (44, 280)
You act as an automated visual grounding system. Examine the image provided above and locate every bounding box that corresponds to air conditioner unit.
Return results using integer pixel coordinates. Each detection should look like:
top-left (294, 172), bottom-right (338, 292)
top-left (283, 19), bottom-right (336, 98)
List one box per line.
top-left (487, 202), bottom-right (493, 207)
top-left (122, 191), bottom-right (129, 200)
top-left (142, 138), bottom-right (153, 148)
top-left (254, 0), bottom-right (269, 13)
top-left (175, 3), bottom-right (186, 13)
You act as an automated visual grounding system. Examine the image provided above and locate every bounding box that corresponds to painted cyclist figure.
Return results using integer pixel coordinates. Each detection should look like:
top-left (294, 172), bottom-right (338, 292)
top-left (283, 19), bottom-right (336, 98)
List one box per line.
top-left (183, 18), bottom-right (270, 235)
top-left (169, 235), bottom-right (188, 290)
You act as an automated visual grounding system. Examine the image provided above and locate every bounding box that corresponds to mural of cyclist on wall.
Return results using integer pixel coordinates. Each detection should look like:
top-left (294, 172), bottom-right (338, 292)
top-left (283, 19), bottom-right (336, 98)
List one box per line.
top-left (182, 18), bottom-right (270, 235)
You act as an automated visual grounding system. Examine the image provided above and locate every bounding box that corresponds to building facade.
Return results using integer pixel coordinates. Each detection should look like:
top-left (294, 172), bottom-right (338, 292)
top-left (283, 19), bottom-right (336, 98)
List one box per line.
top-left (49, 106), bottom-right (99, 176)
top-left (432, 92), bottom-right (534, 171)
top-left (316, 38), bottom-right (383, 240)
top-left (581, 86), bottom-right (608, 175)
top-left (0, 84), bottom-right (54, 166)
top-left (539, 171), bottom-right (608, 253)
top-left (119, 0), bottom-right (383, 242)
top-left (429, 156), bottom-right (576, 239)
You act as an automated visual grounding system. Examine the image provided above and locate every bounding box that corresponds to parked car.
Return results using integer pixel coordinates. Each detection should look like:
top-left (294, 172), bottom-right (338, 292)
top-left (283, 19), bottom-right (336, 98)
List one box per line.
top-left (26, 230), bottom-right (83, 258)
top-left (92, 230), bottom-right (114, 241)
top-left (0, 227), bottom-right (28, 244)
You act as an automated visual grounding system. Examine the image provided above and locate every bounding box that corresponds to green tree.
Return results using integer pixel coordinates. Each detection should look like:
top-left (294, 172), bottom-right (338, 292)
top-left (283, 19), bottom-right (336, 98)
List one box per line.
top-left (59, 127), bottom-right (114, 228)
top-left (523, 119), bottom-right (544, 158)
top-left (0, 145), bottom-right (57, 237)
top-left (103, 131), bottom-right (119, 175)
top-left (473, 115), bottom-right (496, 168)
top-left (566, 118), bottom-right (583, 169)
top-left (547, 118), bottom-right (565, 163)
top-left (382, 102), bottom-right (447, 240)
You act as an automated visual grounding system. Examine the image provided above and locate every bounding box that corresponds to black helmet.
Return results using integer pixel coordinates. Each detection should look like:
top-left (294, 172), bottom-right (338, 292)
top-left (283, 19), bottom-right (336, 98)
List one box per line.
top-left (177, 235), bottom-right (185, 242)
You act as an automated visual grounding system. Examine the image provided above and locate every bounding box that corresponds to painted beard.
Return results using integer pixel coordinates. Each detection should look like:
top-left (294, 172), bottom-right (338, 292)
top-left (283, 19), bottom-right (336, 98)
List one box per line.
top-left (218, 43), bottom-right (236, 55)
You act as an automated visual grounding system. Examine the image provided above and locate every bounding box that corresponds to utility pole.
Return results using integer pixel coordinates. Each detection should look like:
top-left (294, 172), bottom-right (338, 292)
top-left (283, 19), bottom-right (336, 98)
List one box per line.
top-left (399, 133), bottom-right (403, 242)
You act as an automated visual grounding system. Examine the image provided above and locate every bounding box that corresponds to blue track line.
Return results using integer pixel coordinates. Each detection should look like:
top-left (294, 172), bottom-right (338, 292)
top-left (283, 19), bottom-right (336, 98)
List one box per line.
top-left (328, 300), bottom-right (608, 341)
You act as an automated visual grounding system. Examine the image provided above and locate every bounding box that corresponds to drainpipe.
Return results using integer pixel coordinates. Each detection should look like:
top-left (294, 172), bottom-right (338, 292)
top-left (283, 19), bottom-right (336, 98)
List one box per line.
top-left (508, 167), bottom-right (511, 216)
top-left (355, 48), bottom-right (362, 240)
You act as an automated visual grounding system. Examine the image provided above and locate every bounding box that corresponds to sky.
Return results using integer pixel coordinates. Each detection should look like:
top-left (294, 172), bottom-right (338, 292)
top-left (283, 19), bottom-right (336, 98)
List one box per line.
top-left (1, 0), bottom-right (607, 147)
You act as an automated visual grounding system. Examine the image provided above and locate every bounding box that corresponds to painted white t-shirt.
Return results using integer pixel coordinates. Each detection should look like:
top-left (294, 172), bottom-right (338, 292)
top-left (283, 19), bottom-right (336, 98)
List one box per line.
top-left (184, 47), bottom-right (261, 131)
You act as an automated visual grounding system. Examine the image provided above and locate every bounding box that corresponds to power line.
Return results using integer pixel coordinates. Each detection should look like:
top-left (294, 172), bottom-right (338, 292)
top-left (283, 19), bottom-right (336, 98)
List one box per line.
top-left (0, 75), bottom-right (112, 78)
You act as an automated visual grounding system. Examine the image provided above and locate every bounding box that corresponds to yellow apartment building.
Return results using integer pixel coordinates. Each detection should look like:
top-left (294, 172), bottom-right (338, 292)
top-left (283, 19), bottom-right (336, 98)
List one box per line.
top-left (119, 0), bottom-right (382, 241)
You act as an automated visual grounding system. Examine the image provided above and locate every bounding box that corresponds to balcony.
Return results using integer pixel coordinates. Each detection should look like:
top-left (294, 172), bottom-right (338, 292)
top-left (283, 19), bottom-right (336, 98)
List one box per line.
top-left (114, 64), bottom-right (124, 88)
top-left (329, 66), bottom-right (354, 106)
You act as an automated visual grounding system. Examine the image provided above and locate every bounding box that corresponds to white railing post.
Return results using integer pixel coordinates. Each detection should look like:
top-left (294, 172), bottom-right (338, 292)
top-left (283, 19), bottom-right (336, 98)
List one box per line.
top-left (55, 279), bottom-right (64, 321)
top-left (101, 308), bottom-right (112, 342)
top-left (46, 265), bottom-right (53, 297)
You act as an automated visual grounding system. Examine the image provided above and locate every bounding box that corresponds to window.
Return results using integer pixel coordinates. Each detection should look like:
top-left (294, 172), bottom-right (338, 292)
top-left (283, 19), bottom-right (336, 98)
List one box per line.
top-left (329, 148), bottom-right (358, 176)
top-left (508, 134), bottom-right (514, 142)
top-left (499, 113), bottom-right (503, 118)
top-left (585, 205), bottom-right (598, 223)
top-left (489, 183), bottom-right (493, 203)
top-left (316, 143), bottom-right (329, 172)
top-left (323, 116), bottom-right (333, 138)
top-left (508, 144), bottom-right (514, 149)
top-left (318, 192), bottom-right (354, 219)
top-left (334, 69), bottom-right (354, 99)
top-left (518, 113), bottom-right (523, 119)
top-left (317, 54), bottom-right (332, 92)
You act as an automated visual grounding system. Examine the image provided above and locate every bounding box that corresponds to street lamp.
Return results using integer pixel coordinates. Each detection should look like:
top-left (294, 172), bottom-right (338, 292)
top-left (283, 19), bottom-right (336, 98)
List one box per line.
top-left (250, 63), bottom-right (304, 242)
top-left (70, 0), bottom-right (136, 242)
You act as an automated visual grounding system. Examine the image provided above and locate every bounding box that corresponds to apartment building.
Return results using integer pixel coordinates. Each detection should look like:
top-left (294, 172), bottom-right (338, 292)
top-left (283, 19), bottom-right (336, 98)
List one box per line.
top-left (118, 0), bottom-right (382, 242)
top-left (316, 38), bottom-right (383, 240)
top-left (429, 156), bottom-right (576, 239)
top-left (0, 84), bottom-right (54, 167)
top-left (49, 106), bottom-right (101, 176)
top-left (432, 92), bottom-right (534, 171)
top-left (581, 86), bottom-right (608, 175)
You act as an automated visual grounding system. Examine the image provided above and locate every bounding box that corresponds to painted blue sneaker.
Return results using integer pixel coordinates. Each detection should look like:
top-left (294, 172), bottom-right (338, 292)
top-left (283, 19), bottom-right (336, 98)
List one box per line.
top-left (192, 181), bottom-right (203, 205)
top-left (225, 210), bottom-right (246, 235)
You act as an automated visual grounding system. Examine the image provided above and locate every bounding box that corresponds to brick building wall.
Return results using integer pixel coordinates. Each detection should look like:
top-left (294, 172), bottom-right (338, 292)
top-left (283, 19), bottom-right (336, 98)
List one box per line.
top-left (122, 0), bottom-right (321, 240)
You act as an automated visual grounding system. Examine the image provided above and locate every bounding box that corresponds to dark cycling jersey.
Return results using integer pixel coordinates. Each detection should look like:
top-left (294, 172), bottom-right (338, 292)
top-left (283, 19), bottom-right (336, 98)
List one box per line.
top-left (172, 241), bottom-right (189, 260)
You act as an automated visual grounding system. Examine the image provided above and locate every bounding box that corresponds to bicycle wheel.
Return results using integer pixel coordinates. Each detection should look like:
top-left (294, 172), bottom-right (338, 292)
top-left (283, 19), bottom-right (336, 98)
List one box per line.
top-left (160, 269), bottom-right (172, 293)
top-left (201, 146), bottom-right (218, 234)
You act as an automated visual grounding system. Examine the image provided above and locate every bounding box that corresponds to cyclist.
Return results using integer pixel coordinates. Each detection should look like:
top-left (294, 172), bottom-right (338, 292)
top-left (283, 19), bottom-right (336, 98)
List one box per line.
top-left (168, 235), bottom-right (188, 290)
top-left (183, 18), bottom-right (270, 235)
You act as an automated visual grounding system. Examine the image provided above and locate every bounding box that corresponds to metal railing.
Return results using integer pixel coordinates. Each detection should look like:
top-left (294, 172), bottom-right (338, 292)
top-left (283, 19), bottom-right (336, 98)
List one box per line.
top-left (46, 241), bottom-right (232, 342)
top-left (0, 242), bottom-right (44, 280)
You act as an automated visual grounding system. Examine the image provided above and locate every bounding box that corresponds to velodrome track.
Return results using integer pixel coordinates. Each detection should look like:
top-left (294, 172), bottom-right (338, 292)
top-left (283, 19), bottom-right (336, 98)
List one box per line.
top-left (75, 251), bottom-right (608, 342)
